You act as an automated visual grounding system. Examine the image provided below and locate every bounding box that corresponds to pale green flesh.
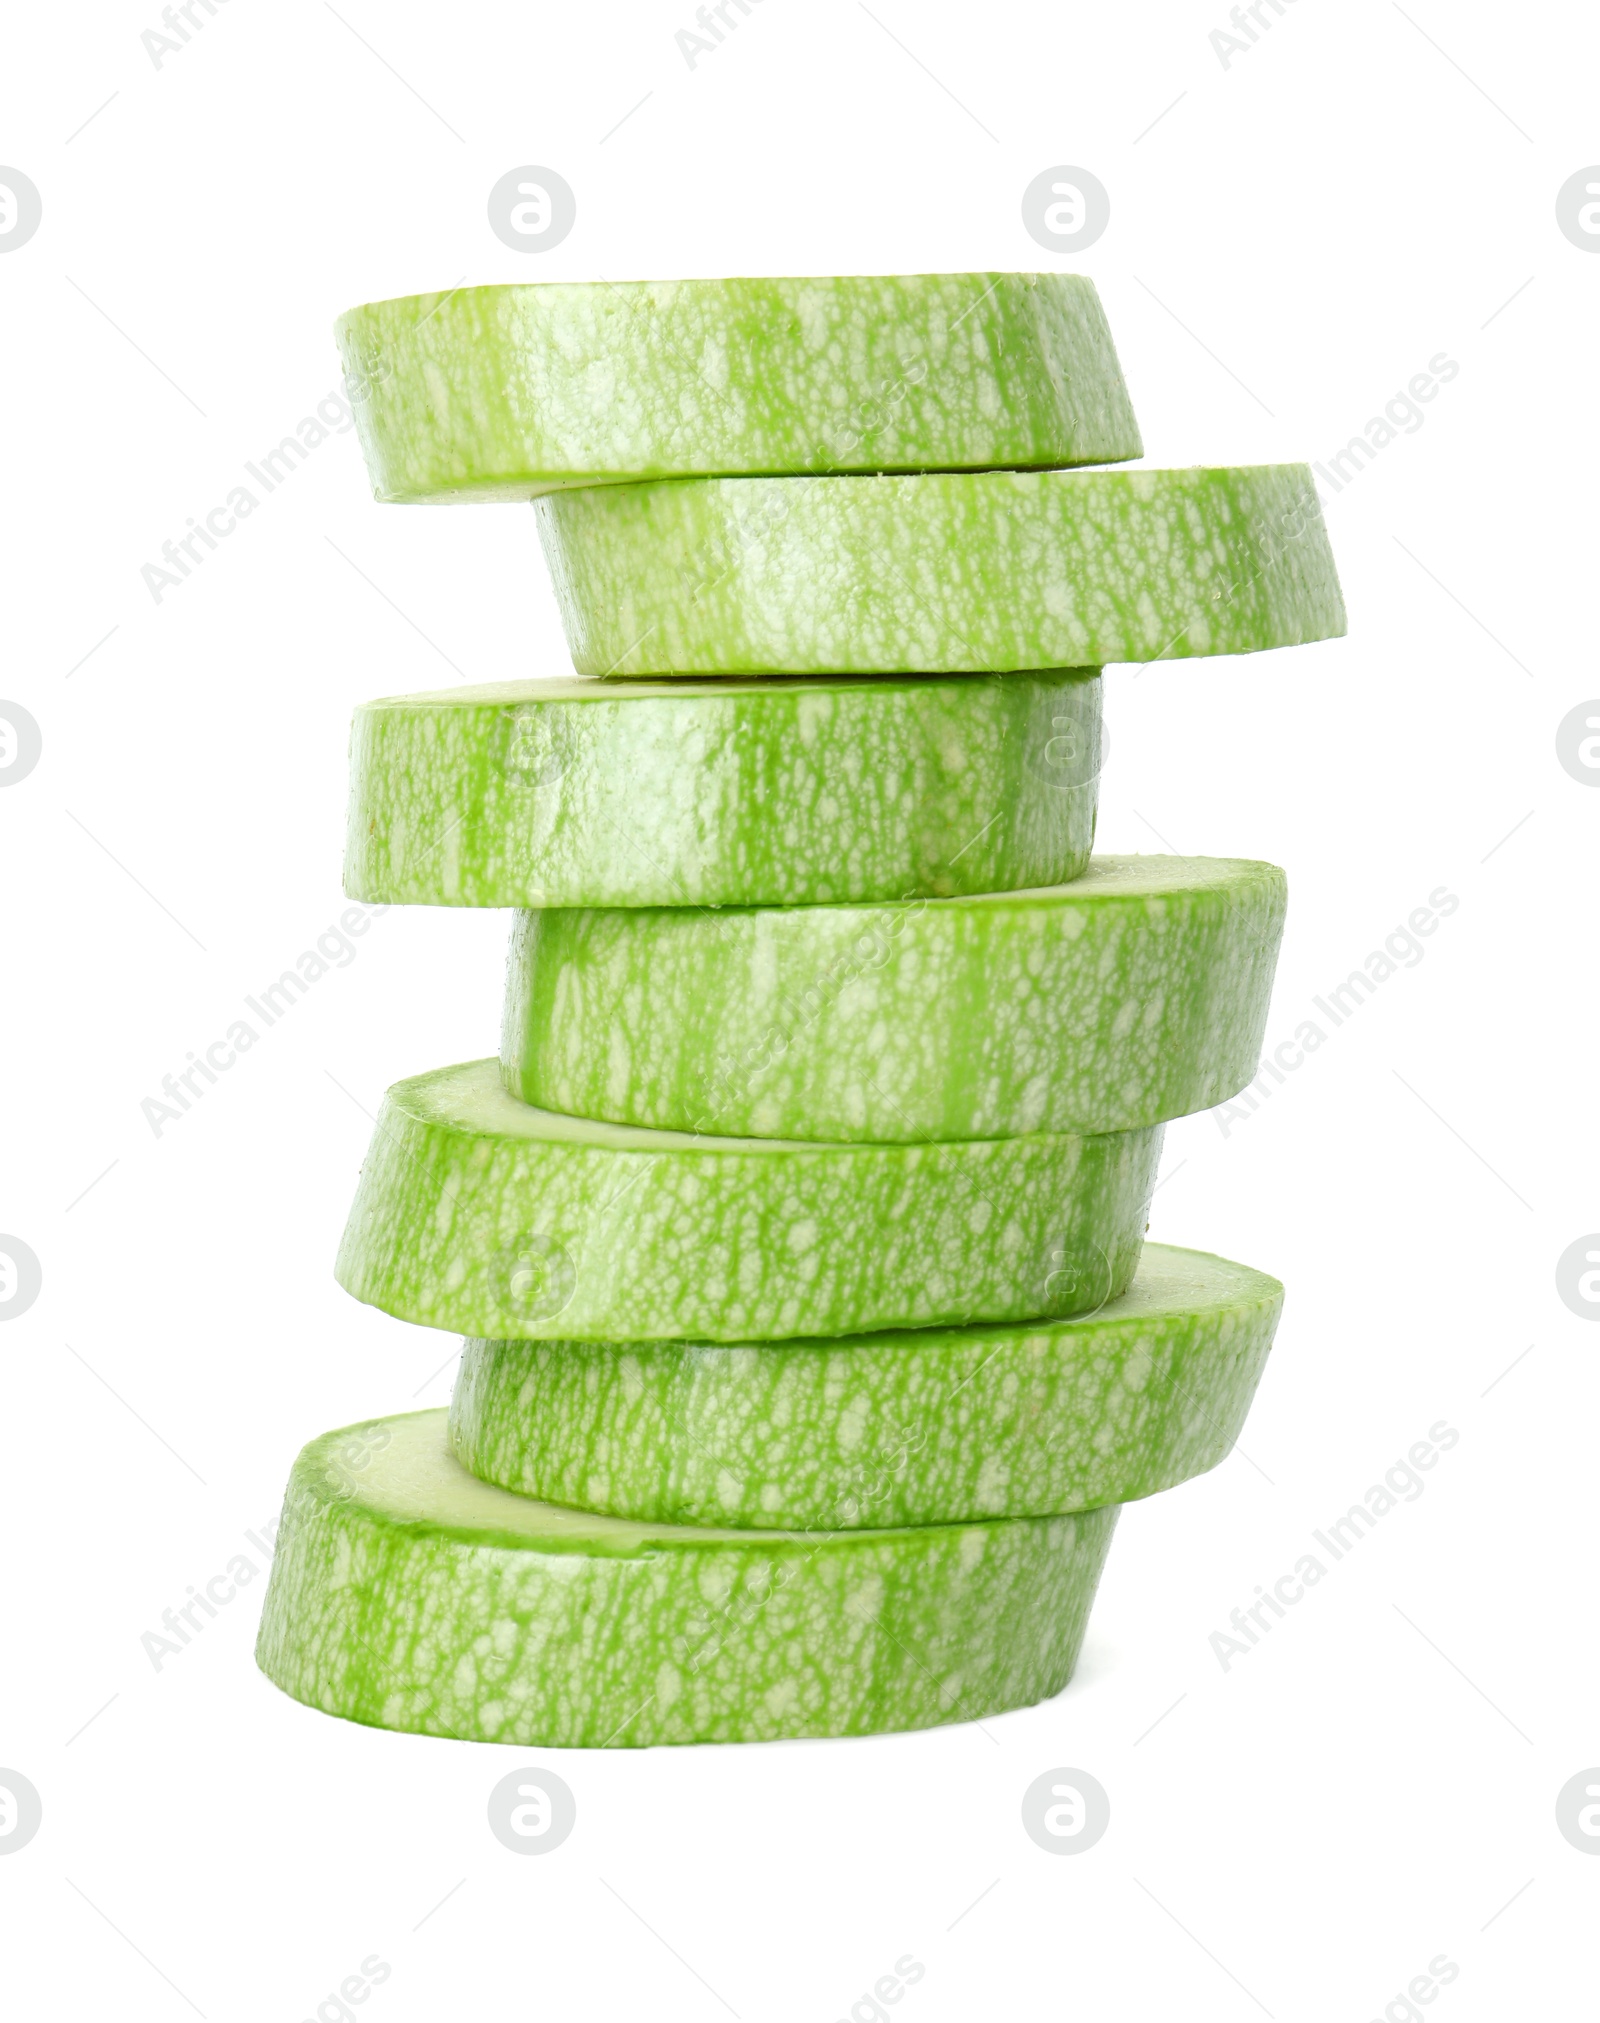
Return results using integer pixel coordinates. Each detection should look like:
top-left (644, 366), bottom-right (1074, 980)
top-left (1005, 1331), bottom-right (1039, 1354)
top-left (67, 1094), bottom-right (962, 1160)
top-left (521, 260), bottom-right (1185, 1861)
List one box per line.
top-left (334, 1060), bottom-right (1162, 1343)
top-left (255, 1411), bottom-right (1117, 1745)
top-left (536, 464), bottom-right (1345, 675)
top-left (502, 854), bottom-right (1286, 1140)
top-left (336, 273), bottom-right (1141, 501)
top-left (346, 671), bottom-right (1101, 909)
top-left (449, 1245), bottom-right (1282, 1529)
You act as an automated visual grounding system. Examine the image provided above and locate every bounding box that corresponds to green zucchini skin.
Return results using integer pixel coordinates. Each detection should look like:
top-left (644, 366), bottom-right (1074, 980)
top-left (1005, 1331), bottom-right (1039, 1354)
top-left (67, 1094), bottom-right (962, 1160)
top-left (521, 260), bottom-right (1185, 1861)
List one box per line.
top-left (536, 463), bottom-right (1345, 675)
top-left (256, 1411), bottom-right (1118, 1746)
top-left (501, 855), bottom-right (1287, 1140)
top-left (336, 272), bottom-right (1141, 501)
top-left (345, 671), bottom-right (1101, 910)
top-left (449, 1245), bottom-right (1283, 1529)
top-left (334, 1060), bottom-right (1162, 1343)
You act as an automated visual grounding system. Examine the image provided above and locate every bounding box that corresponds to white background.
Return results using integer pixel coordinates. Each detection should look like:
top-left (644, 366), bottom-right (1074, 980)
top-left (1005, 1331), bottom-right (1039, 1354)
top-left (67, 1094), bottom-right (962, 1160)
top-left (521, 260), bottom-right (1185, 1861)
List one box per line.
top-left (3, 0), bottom-right (1596, 2016)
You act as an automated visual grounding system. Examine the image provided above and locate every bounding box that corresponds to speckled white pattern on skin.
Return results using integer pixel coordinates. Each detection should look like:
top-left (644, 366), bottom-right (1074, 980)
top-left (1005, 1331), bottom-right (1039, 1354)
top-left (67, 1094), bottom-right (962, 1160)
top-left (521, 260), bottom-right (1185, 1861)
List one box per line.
top-left (336, 273), bottom-right (1142, 500)
top-left (501, 855), bottom-right (1286, 1140)
top-left (256, 1412), bottom-right (1118, 1746)
top-left (536, 464), bottom-right (1346, 675)
top-left (345, 671), bottom-right (1101, 909)
top-left (449, 1245), bottom-right (1282, 1528)
top-left (334, 1060), bottom-right (1163, 1343)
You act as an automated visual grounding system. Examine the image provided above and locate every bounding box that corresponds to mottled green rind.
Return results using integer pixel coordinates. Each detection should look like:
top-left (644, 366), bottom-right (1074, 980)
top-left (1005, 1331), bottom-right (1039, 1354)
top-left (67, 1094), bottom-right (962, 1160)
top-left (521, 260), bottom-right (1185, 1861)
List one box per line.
top-left (346, 672), bottom-right (1101, 910)
top-left (335, 273), bottom-right (1142, 502)
top-left (450, 1246), bottom-right (1281, 1528)
top-left (334, 1060), bottom-right (1161, 1343)
top-left (256, 1411), bottom-right (1118, 1746)
top-left (536, 464), bottom-right (1345, 675)
top-left (502, 855), bottom-right (1286, 1141)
